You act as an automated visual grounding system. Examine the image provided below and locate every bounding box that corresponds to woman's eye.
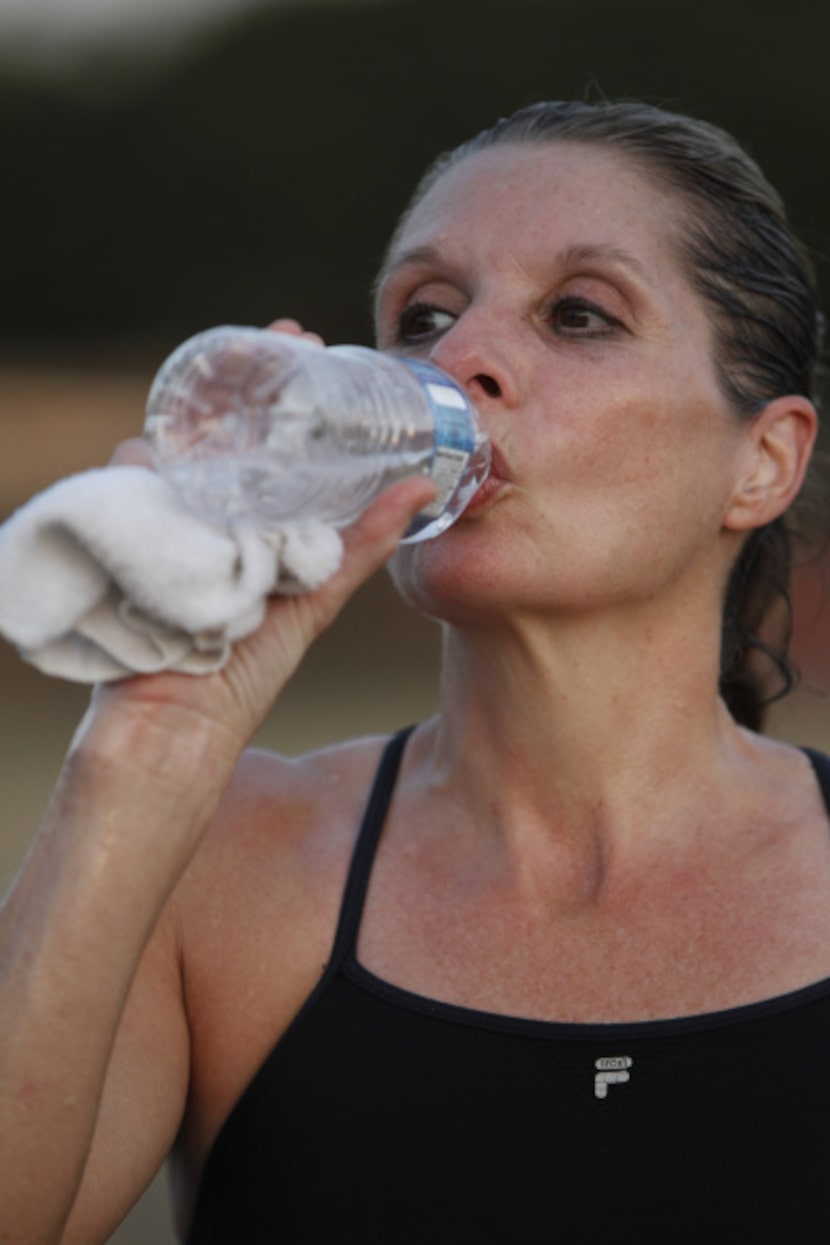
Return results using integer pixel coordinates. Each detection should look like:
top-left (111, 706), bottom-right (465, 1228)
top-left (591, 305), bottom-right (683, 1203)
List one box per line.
top-left (397, 302), bottom-right (457, 342)
top-left (549, 297), bottom-right (620, 335)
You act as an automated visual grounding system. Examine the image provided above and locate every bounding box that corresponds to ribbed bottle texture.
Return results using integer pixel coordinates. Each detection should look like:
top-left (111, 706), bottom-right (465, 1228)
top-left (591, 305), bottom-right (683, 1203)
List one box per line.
top-left (144, 326), bottom-right (490, 543)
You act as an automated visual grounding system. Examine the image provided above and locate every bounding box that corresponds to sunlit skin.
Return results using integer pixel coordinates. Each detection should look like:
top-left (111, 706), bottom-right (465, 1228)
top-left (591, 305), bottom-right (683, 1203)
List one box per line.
top-left (370, 142), bottom-right (817, 816)
top-left (377, 143), bottom-right (759, 624)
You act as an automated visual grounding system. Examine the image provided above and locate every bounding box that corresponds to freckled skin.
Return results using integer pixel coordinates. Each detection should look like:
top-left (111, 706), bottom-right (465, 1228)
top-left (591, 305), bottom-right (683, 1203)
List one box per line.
top-left (375, 143), bottom-right (751, 626)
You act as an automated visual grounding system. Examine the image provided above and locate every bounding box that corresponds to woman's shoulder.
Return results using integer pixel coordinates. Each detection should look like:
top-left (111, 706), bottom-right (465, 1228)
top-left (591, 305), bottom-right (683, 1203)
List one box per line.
top-left (220, 726), bottom-right (392, 839)
top-left (173, 731), bottom-right (399, 930)
top-left (228, 730), bottom-right (398, 835)
top-left (735, 728), bottom-right (830, 831)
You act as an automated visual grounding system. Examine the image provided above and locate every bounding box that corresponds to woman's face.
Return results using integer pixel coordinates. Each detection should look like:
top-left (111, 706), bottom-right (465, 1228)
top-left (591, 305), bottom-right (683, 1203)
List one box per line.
top-left (374, 141), bottom-right (754, 624)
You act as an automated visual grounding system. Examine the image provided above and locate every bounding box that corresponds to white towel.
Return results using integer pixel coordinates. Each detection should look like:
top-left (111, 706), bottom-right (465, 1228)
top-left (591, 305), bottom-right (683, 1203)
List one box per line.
top-left (0, 466), bottom-right (343, 682)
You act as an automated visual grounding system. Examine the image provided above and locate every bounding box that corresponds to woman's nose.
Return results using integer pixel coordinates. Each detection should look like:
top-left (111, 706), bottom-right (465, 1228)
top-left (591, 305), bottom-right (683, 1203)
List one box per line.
top-left (427, 311), bottom-right (520, 408)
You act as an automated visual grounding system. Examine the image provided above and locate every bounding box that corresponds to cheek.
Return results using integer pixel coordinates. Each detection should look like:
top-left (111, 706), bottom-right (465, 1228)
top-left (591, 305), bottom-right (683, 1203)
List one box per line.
top-left (520, 394), bottom-right (746, 597)
top-left (517, 395), bottom-right (670, 519)
top-left (547, 377), bottom-right (737, 501)
top-left (386, 387), bottom-right (746, 620)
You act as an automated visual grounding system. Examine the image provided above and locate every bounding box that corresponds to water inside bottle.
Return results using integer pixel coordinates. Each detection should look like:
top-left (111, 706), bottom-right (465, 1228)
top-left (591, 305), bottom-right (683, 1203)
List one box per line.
top-left (161, 448), bottom-right (431, 528)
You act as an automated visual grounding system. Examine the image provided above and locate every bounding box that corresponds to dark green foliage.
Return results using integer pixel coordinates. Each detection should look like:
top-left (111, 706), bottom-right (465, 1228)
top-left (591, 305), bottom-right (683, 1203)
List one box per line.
top-left (1, 0), bottom-right (828, 358)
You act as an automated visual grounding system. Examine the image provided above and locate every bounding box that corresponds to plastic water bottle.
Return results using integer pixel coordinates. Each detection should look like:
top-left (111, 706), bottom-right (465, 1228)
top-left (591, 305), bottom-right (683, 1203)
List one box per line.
top-left (143, 325), bottom-right (491, 543)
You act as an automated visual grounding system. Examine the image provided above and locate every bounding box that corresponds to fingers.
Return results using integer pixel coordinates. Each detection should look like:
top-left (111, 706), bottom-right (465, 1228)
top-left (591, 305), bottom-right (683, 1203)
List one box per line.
top-left (342, 476), bottom-right (438, 567)
top-left (108, 438), bottom-right (157, 469)
top-left (266, 318), bottom-right (325, 347)
top-left (307, 476), bottom-right (437, 626)
top-left (249, 474), bottom-right (436, 675)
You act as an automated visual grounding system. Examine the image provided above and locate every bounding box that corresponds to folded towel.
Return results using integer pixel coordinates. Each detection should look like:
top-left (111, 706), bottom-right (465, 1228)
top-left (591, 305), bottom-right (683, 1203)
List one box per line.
top-left (0, 466), bottom-right (343, 682)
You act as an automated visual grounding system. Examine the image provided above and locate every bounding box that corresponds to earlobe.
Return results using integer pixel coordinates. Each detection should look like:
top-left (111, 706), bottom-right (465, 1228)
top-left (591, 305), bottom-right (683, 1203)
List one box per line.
top-left (724, 395), bottom-right (818, 531)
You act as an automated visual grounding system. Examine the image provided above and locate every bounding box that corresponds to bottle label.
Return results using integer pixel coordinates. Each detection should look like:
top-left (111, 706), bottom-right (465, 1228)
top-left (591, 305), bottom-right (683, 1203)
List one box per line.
top-left (403, 360), bottom-right (475, 519)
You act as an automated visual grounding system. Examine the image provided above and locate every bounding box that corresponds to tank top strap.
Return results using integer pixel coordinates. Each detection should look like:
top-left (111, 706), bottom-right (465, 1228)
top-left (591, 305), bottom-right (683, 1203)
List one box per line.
top-left (803, 746), bottom-right (830, 818)
top-left (326, 725), bottom-right (415, 972)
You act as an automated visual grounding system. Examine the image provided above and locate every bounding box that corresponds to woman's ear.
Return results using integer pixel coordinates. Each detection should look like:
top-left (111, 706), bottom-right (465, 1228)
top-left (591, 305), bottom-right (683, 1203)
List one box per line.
top-left (723, 395), bottom-right (818, 532)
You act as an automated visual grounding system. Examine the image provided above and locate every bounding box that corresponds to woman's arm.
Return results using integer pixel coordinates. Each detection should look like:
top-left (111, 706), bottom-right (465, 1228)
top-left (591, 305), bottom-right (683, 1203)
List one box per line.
top-left (0, 474), bottom-right (434, 1244)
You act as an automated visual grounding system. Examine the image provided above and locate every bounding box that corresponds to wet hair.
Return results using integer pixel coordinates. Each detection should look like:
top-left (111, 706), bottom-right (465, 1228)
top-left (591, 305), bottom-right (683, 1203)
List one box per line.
top-left (394, 100), bottom-right (827, 730)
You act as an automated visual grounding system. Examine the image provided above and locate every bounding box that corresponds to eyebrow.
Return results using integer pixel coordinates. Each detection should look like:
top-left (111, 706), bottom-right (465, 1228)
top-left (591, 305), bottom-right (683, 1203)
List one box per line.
top-left (555, 243), bottom-right (650, 281)
top-left (374, 244), bottom-right (442, 295)
top-left (375, 240), bottom-right (650, 292)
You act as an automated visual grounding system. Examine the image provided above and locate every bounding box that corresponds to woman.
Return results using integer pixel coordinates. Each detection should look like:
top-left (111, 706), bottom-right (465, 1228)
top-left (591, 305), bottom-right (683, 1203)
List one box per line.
top-left (2, 100), bottom-right (829, 1242)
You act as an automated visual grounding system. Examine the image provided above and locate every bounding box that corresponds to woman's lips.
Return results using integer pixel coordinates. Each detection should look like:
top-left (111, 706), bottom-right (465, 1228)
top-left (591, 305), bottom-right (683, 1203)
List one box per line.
top-left (462, 443), bottom-right (510, 516)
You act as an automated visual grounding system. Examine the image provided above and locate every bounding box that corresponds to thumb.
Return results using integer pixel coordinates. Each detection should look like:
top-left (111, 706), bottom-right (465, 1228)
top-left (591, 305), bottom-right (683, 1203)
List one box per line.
top-left (294, 475), bottom-right (437, 634)
top-left (108, 437), bottom-right (157, 470)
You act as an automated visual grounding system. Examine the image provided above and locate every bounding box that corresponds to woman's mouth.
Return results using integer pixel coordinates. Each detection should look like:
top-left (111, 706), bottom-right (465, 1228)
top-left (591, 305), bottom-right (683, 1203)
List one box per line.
top-left (462, 443), bottom-right (510, 516)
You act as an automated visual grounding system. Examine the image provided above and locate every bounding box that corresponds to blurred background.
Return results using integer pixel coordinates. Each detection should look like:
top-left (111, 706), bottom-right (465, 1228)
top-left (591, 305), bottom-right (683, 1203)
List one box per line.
top-left (2, 0), bottom-right (830, 1239)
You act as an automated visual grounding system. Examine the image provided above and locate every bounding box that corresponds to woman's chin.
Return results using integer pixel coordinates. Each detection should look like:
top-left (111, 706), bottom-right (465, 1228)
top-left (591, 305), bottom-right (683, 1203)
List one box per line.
top-left (388, 521), bottom-right (517, 624)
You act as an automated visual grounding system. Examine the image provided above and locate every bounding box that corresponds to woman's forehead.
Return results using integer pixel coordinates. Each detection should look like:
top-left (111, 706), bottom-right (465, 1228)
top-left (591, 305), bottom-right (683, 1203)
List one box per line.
top-left (385, 140), bottom-right (686, 288)
top-left (387, 141), bottom-right (682, 278)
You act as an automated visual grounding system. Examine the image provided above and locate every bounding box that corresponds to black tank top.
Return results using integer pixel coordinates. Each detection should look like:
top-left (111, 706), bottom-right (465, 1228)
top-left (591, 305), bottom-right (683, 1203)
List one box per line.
top-left (187, 731), bottom-right (830, 1243)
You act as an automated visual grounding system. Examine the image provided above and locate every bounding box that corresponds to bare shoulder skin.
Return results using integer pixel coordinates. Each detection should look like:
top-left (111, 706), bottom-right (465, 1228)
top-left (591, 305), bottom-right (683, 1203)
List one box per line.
top-left (169, 734), bottom-right (391, 1207)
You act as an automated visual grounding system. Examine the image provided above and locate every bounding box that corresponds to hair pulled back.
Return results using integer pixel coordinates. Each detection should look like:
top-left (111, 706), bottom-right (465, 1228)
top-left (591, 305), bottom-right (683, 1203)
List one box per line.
top-left (399, 100), bottom-right (826, 730)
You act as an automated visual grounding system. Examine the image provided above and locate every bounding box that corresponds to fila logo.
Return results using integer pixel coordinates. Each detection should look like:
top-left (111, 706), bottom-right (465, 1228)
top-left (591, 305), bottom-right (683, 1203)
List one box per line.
top-left (594, 1055), bottom-right (633, 1099)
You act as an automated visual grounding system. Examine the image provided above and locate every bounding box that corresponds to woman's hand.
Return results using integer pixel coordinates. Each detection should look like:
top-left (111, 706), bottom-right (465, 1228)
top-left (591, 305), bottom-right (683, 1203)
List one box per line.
top-left (93, 316), bottom-right (437, 773)
top-left (87, 470), bottom-right (436, 760)
top-left (265, 316), bottom-right (326, 346)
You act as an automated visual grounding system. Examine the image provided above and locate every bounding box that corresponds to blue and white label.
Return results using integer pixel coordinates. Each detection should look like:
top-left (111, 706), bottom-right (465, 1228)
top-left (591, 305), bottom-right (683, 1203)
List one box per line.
top-left (402, 359), bottom-right (476, 519)
top-left (425, 380), bottom-right (469, 412)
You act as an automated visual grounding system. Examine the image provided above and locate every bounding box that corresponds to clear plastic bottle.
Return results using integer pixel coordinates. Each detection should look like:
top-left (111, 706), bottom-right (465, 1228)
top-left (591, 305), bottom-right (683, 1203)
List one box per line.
top-left (143, 325), bottom-right (491, 543)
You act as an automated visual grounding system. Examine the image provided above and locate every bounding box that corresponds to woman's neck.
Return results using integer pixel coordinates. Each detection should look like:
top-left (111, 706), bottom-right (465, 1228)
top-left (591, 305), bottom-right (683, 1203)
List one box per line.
top-left (419, 600), bottom-right (751, 863)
